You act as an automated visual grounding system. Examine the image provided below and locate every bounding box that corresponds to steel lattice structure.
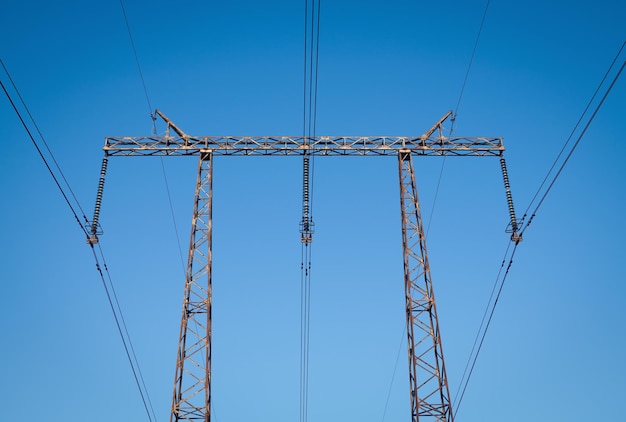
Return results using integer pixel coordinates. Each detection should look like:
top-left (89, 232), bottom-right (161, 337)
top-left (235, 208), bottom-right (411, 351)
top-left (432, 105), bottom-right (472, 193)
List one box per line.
top-left (399, 150), bottom-right (453, 422)
top-left (170, 152), bottom-right (213, 421)
top-left (90, 110), bottom-right (515, 422)
top-left (103, 135), bottom-right (502, 157)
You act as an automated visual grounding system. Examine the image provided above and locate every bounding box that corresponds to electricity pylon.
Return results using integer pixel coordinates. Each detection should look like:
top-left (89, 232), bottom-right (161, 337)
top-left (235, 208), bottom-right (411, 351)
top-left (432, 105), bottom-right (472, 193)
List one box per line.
top-left (89, 110), bottom-right (518, 422)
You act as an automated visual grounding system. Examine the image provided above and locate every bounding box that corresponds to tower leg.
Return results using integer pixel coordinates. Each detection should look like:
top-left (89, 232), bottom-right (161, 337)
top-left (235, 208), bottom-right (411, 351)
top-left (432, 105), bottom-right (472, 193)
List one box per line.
top-left (171, 151), bottom-right (213, 422)
top-left (398, 150), bottom-right (453, 422)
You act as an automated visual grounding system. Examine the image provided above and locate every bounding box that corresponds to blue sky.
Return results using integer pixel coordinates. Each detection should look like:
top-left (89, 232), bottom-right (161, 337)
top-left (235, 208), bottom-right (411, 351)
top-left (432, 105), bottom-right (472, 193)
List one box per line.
top-left (1, 1), bottom-right (624, 421)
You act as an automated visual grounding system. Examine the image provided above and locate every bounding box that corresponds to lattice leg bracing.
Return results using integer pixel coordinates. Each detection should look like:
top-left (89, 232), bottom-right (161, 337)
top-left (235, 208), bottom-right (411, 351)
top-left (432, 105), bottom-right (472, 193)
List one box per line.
top-left (398, 151), bottom-right (453, 422)
top-left (171, 151), bottom-right (213, 422)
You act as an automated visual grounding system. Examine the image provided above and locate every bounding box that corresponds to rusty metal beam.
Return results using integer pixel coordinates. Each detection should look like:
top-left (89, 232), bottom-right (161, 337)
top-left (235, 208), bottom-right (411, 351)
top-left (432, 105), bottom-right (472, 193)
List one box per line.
top-left (103, 135), bottom-right (503, 157)
top-left (170, 151), bottom-right (213, 422)
top-left (95, 111), bottom-right (514, 422)
top-left (399, 150), bottom-right (454, 422)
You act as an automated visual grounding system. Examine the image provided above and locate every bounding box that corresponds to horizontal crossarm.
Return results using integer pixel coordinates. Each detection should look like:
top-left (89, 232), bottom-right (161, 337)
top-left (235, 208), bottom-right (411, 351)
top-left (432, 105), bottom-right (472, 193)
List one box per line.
top-left (103, 135), bottom-right (504, 157)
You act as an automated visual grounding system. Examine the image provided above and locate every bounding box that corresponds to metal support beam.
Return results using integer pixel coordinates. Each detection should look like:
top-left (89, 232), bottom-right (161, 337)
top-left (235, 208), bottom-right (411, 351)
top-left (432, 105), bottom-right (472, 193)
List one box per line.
top-left (398, 150), bottom-right (453, 422)
top-left (94, 111), bottom-right (516, 422)
top-left (103, 134), bottom-right (503, 157)
top-left (170, 151), bottom-right (213, 422)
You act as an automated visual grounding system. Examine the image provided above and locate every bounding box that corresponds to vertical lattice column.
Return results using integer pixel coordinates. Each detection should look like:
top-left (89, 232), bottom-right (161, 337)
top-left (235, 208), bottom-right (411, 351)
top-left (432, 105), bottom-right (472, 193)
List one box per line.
top-left (171, 151), bottom-right (213, 422)
top-left (398, 150), bottom-right (453, 422)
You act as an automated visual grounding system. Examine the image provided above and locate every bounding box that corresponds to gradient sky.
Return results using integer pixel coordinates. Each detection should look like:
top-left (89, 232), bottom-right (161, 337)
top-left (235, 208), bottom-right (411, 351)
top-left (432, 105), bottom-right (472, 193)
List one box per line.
top-left (1, 1), bottom-right (624, 421)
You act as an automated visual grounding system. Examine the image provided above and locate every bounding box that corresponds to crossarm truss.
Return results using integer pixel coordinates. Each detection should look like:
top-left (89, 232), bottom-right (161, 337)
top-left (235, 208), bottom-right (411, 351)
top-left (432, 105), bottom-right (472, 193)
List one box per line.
top-left (103, 135), bottom-right (503, 157)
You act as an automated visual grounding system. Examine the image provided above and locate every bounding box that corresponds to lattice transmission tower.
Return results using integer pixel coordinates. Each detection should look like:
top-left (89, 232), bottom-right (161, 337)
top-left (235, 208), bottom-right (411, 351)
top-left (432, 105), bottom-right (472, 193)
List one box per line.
top-left (88, 110), bottom-right (519, 422)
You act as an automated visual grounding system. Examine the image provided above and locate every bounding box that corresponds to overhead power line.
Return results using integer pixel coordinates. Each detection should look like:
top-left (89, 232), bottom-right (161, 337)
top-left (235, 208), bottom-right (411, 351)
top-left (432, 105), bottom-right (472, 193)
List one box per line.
top-left (300, 2), bottom-right (321, 422)
top-left (451, 0), bottom-right (491, 131)
top-left (1, 59), bottom-right (89, 234)
top-left (379, 4), bottom-right (494, 416)
top-left (452, 40), bottom-right (626, 418)
top-left (117, 0), bottom-right (185, 278)
top-left (426, 0), bottom-right (491, 237)
top-left (91, 244), bottom-right (159, 422)
top-left (119, 0), bottom-right (155, 130)
top-left (519, 41), bottom-right (626, 235)
top-left (380, 326), bottom-right (406, 422)
top-left (452, 240), bottom-right (519, 418)
top-left (1, 58), bottom-right (157, 422)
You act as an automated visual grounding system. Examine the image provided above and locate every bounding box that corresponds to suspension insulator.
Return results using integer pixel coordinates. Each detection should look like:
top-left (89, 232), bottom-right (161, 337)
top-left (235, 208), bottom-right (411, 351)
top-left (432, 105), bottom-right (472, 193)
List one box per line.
top-left (300, 154), bottom-right (314, 243)
top-left (87, 156), bottom-right (108, 244)
top-left (500, 156), bottom-right (521, 241)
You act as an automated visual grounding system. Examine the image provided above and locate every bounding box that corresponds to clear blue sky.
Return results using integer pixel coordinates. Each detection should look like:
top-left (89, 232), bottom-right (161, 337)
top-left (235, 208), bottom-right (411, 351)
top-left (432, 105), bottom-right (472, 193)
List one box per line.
top-left (1, 1), bottom-right (624, 421)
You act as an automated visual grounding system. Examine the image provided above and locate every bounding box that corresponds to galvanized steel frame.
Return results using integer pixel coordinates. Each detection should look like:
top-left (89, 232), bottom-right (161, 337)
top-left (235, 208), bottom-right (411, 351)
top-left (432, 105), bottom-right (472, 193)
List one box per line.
top-left (399, 150), bottom-right (453, 422)
top-left (100, 112), bottom-right (506, 422)
top-left (170, 151), bottom-right (213, 422)
top-left (103, 135), bottom-right (503, 157)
